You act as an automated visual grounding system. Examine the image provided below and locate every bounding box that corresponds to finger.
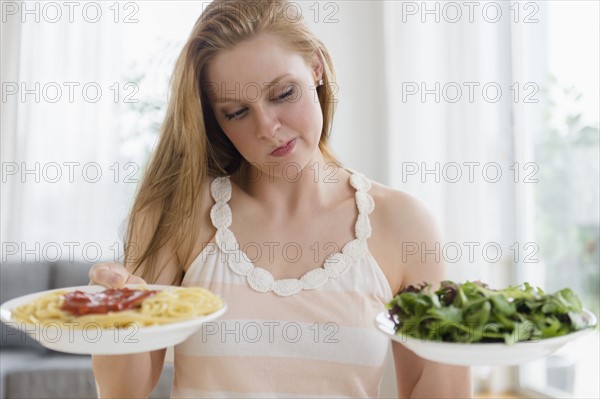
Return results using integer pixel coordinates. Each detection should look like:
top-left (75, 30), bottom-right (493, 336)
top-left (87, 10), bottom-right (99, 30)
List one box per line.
top-left (89, 263), bottom-right (129, 288)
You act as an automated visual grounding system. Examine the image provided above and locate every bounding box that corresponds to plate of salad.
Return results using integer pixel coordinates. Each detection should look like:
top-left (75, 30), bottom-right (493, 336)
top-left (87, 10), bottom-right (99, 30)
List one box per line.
top-left (375, 281), bottom-right (597, 366)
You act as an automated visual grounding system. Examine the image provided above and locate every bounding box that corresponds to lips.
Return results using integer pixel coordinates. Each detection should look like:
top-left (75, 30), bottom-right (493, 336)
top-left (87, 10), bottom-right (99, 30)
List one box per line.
top-left (270, 138), bottom-right (296, 157)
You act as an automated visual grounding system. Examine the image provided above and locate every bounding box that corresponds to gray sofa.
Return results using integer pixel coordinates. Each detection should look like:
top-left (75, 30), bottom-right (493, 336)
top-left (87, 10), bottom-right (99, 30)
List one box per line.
top-left (0, 262), bottom-right (173, 399)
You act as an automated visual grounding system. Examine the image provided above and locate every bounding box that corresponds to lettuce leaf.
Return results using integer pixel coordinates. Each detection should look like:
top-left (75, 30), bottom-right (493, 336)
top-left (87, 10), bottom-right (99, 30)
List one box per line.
top-left (387, 281), bottom-right (594, 344)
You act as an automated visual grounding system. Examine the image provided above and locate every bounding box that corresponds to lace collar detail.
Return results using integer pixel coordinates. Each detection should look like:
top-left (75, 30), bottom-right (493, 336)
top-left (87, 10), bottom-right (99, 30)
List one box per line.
top-left (208, 169), bottom-right (375, 296)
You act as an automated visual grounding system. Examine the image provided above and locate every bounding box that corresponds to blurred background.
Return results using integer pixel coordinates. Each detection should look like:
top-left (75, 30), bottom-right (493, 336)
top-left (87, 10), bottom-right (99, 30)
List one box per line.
top-left (1, 1), bottom-right (598, 398)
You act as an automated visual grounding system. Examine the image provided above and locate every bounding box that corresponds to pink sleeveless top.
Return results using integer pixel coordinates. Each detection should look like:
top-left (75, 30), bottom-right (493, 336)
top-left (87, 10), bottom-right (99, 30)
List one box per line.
top-left (172, 170), bottom-right (394, 398)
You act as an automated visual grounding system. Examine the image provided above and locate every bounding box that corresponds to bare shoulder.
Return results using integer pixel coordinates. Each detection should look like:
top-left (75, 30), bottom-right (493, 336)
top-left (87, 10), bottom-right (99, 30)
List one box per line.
top-left (367, 181), bottom-right (445, 294)
top-left (368, 181), bottom-right (439, 235)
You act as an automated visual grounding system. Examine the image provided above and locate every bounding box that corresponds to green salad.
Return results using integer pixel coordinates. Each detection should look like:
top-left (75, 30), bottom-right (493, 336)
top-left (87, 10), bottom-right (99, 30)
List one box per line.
top-left (386, 280), bottom-right (594, 344)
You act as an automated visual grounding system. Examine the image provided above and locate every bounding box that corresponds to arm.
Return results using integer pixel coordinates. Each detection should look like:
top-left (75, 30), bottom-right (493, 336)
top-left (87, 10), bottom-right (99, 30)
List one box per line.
top-left (393, 343), bottom-right (471, 399)
top-left (376, 189), bottom-right (472, 398)
top-left (398, 197), bottom-right (471, 398)
top-left (92, 348), bottom-right (167, 399)
top-left (90, 256), bottom-right (179, 398)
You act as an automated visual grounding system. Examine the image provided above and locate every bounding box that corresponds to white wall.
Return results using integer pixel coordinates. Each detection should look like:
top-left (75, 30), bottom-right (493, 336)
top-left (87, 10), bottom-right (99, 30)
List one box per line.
top-left (304, 1), bottom-right (389, 184)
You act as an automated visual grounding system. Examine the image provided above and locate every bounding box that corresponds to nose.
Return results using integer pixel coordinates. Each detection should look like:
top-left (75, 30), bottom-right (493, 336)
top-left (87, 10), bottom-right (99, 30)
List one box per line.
top-left (254, 104), bottom-right (281, 139)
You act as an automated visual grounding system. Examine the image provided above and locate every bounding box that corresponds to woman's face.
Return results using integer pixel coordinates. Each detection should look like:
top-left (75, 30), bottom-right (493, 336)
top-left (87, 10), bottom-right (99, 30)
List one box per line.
top-left (206, 34), bottom-right (324, 177)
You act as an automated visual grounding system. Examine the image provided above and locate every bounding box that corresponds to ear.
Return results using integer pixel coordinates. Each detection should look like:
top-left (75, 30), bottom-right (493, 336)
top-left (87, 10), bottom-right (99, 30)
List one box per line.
top-left (311, 51), bottom-right (324, 82)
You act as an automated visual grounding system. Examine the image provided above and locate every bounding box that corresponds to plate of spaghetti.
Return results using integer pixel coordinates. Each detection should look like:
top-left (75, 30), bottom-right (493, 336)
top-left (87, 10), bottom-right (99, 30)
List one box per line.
top-left (0, 285), bottom-right (227, 355)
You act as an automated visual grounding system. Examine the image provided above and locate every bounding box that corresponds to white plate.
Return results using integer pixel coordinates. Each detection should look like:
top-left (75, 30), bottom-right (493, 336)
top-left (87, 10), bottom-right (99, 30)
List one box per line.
top-left (0, 285), bottom-right (227, 355)
top-left (375, 310), bottom-right (597, 366)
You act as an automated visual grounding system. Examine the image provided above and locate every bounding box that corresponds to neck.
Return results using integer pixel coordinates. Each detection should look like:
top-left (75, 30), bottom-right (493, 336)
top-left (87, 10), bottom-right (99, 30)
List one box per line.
top-left (234, 153), bottom-right (348, 218)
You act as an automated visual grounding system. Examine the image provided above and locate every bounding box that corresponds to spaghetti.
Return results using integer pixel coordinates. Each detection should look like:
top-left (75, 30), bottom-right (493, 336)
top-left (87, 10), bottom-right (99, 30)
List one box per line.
top-left (12, 286), bottom-right (223, 329)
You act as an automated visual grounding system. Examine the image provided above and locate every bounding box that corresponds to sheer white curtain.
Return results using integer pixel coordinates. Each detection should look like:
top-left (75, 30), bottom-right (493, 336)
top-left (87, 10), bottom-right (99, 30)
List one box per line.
top-left (312, 1), bottom-right (518, 284)
top-left (1, 2), bottom-right (127, 263)
top-left (383, 2), bottom-right (522, 394)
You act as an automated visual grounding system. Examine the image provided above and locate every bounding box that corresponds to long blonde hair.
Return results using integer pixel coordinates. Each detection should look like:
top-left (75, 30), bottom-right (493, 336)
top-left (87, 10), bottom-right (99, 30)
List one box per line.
top-left (125, 0), bottom-right (341, 283)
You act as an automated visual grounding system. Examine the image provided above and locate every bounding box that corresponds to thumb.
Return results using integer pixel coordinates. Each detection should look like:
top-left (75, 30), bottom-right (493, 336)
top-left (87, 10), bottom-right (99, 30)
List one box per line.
top-left (125, 273), bottom-right (147, 285)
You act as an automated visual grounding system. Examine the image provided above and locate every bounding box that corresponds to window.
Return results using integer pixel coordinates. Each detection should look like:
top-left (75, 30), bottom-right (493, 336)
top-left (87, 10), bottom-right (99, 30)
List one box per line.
top-left (516, 2), bottom-right (599, 397)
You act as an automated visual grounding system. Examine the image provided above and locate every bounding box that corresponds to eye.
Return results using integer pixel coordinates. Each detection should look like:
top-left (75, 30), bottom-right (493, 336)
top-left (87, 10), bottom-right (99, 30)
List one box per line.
top-left (223, 86), bottom-right (296, 121)
top-left (224, 107), bottom-right (248, 121)
top-left (274, 87), bottom-right (296, 102)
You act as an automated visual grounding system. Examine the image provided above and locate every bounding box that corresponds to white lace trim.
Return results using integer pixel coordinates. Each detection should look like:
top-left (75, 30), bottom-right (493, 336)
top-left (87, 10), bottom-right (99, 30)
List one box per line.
top-left (209, 170), bottom-right (375, 297)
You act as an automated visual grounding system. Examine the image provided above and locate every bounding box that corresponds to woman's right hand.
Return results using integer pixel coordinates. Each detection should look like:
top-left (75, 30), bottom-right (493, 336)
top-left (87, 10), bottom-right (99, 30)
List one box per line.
top-left (88, 262), bottom-right (146, 288)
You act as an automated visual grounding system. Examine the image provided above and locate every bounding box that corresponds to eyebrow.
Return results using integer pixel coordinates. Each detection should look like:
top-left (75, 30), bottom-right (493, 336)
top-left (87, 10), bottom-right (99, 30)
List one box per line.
top-left (213, 74), bottom-right (292, 103)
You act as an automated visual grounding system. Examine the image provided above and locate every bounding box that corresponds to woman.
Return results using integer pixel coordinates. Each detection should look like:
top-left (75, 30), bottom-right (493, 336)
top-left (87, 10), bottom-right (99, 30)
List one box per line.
top-left (91, 0), bottom-right (472, 397)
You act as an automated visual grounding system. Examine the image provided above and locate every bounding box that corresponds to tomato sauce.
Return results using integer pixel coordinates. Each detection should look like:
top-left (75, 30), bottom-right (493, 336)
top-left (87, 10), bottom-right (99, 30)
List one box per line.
top-left (61, 288), bottom-right (159, 316)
